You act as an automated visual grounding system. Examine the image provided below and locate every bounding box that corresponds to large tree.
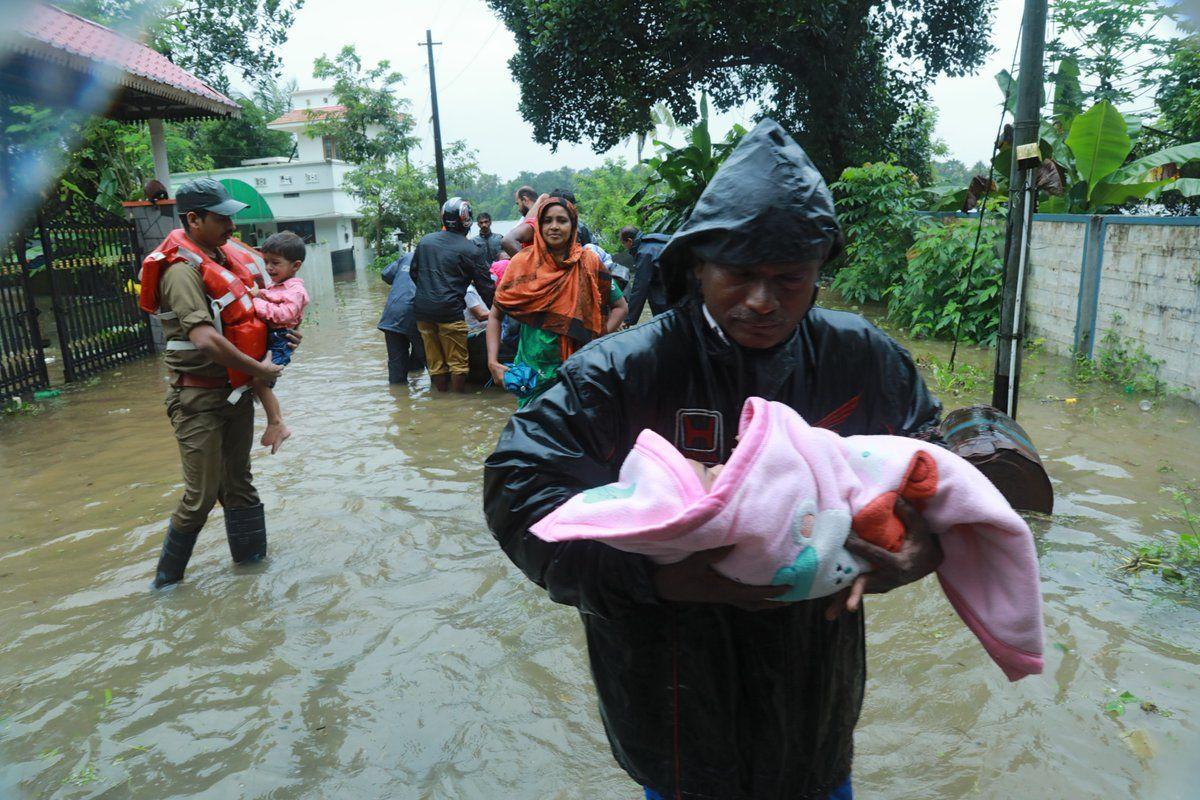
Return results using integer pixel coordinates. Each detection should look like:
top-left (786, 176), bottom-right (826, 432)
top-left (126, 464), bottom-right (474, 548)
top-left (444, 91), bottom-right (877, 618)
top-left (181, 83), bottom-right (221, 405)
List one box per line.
top-left (484, 0), bottom-right (995, 178)
top-left (306, 46), bottom-right (419, 166)
top-left (195, 84), bottom-right (296, 168)
top-left (75, 0), bottom-right (304, 91)
top-left (1047, 0), bottom-right (1177, 107)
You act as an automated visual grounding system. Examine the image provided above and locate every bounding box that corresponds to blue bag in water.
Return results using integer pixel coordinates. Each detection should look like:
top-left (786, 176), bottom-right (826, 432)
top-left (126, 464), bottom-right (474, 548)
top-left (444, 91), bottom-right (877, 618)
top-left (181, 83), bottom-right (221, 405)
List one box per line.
top-left (502, 363), bottom-right (540, 398)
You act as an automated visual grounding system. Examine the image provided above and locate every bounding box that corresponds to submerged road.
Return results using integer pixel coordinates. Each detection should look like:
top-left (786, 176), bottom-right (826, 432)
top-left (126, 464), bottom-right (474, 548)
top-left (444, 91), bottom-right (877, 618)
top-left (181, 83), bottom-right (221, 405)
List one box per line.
top-left (1, 276), bottom-right (1198, 798)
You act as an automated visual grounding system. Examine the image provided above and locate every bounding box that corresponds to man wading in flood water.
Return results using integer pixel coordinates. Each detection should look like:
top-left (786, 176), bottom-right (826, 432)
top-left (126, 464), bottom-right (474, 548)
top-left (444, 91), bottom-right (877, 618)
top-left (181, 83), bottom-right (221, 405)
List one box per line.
top-left (139, 179), bottom-right (292, 588)
top-left (483, 121), bottom-right (946, 799)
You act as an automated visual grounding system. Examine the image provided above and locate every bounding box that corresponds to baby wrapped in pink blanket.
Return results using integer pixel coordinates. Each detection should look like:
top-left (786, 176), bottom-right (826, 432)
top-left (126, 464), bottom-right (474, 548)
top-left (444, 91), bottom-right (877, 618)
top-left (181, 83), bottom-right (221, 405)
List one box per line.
top-left (530, 397), bottom-right (1044, 681)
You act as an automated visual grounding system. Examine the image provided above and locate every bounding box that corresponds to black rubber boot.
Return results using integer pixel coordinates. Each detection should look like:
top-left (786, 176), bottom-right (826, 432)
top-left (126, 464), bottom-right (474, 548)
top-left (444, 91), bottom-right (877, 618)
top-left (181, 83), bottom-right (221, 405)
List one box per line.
top-left (225, 503), bottom-right (267, 563)
top-left (153, 525), bottom-right (199, 588)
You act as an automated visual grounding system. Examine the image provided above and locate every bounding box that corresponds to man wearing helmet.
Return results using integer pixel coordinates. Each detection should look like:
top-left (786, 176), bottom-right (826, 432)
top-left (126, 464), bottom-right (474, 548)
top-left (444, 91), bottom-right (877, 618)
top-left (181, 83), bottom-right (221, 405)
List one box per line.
top-left (411, 197), bottom-right (496, 392)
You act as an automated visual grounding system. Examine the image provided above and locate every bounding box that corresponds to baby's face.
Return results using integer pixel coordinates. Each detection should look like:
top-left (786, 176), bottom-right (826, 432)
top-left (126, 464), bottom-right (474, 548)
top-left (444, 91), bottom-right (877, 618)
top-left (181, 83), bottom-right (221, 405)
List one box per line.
top-left (687, 459), bottom-right (725, 490)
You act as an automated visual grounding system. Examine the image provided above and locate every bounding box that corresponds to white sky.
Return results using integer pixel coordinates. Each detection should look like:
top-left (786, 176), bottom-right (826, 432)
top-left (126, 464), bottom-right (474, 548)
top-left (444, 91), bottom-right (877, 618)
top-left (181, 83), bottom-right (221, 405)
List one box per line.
top-left (263, 0), bottom-right (1111, 179)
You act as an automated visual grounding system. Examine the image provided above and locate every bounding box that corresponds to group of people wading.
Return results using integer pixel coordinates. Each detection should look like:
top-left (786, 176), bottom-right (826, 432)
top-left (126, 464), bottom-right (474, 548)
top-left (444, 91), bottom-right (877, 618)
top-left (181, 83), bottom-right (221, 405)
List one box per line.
top-left (145, 122), bottom-right (971, 800)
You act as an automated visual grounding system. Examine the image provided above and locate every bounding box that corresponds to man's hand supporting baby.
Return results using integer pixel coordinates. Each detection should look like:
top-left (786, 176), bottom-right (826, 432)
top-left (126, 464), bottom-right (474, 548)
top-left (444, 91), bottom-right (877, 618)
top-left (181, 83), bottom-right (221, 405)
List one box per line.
top-left (652, 497), bottom-right (942, 615)
top-left (823, 497), bottom-right (944, 620)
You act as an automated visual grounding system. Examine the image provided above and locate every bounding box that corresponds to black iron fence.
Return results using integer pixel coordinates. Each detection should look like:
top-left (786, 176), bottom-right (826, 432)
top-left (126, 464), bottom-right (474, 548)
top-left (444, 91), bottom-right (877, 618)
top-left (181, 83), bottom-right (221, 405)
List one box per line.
top-left (0, 198), bottom-right (152, 400)
top-left (0, 230), bottom-right (49, 397)
top-left (40, 205), bottom-right (152, 382)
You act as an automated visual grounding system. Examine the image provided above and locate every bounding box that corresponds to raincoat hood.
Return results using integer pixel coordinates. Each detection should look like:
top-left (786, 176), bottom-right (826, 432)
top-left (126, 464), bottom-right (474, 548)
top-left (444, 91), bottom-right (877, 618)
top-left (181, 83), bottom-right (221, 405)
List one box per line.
top-left (658, 119), bottom-right (843, 300)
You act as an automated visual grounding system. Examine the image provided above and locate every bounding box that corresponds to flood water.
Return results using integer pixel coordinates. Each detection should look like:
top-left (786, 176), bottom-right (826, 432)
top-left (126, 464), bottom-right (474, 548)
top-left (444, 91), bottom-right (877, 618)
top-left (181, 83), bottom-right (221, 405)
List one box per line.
top-left (2, 277), bottom-right (1199, 799)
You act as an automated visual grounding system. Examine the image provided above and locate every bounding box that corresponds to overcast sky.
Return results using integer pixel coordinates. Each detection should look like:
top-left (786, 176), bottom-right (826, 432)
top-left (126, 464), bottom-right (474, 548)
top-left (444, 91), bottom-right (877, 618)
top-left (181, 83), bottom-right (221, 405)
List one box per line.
top-left (268, 0), bottom-right (1036, 179)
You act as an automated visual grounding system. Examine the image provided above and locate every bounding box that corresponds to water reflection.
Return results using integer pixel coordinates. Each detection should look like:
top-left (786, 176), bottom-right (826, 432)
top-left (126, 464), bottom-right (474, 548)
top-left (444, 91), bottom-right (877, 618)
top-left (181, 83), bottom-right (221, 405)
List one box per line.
top-left (1, 281), bottom-right (1198, 798)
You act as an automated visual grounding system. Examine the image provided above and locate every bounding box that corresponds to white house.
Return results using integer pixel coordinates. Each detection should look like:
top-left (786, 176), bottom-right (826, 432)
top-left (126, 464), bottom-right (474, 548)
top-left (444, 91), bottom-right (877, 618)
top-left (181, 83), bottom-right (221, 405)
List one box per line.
top-left (170, 88), bottom-right (372, 290)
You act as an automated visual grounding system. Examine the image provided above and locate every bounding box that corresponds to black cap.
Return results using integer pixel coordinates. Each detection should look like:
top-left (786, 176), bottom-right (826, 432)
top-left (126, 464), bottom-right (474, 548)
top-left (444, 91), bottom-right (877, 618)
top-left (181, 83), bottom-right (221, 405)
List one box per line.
top-left (175, 177), bottom-right (248, 217)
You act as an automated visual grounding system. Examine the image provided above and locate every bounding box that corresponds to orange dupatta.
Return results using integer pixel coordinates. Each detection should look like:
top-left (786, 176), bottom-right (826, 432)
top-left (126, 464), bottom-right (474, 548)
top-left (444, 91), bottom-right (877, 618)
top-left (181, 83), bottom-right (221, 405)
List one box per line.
top-left (494, 197), bottom-right (610, 361)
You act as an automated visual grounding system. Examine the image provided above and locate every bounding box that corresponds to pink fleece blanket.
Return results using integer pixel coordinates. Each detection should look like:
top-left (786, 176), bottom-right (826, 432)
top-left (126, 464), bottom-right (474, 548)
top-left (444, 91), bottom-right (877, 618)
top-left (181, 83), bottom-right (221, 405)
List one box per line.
top-left (530, 397), bottom-right (1044, 681)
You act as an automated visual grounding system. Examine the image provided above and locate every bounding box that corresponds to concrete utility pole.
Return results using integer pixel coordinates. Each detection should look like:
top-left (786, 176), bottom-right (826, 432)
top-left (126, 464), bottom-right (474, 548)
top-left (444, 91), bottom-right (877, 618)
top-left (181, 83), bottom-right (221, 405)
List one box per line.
top-left (419, 29), bottom-right (448, 206)
top-left (992, 0), bottom-right (1048, 419)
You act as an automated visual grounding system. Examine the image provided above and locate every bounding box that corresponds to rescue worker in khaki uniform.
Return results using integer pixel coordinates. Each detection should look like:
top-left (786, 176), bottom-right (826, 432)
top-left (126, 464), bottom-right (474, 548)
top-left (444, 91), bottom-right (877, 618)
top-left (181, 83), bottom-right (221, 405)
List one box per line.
top-left (145, 179), bottom-right (286, 588)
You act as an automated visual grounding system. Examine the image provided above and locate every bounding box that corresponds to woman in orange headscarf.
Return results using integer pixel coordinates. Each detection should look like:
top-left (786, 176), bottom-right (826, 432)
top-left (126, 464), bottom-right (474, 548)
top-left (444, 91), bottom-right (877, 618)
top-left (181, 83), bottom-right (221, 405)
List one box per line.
top-left (486, 195), bottom-right (628, 406)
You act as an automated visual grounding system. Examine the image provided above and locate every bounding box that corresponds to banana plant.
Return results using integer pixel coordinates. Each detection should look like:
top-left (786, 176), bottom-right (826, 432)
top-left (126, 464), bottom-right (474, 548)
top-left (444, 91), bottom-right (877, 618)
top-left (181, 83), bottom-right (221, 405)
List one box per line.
top-left (936, 57), bottom-right (1200, 213)
top-left (628, 95), bottom-right (747, 233)
top-left (1039, 100), bottom-right (1200, 212)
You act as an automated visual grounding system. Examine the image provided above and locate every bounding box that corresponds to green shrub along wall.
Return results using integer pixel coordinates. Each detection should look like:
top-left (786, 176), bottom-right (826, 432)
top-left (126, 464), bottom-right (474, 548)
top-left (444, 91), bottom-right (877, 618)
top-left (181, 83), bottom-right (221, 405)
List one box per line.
top-left (830, 163), bottom-right (1005, 345)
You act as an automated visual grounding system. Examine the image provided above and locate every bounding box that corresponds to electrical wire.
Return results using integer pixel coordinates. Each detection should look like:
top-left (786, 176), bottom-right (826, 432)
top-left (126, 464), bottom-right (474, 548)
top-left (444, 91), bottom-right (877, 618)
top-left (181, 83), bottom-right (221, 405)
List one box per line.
top-left (947, 25), bottom-right (1023, 370)
top-left (442, 20), bottom-right (503, 91)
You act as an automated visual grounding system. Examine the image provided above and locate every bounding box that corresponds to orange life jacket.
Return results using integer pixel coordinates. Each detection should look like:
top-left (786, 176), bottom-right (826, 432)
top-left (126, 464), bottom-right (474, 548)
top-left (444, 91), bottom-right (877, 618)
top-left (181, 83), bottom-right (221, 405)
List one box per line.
top-left (139, 229), bottom-right (268, 394)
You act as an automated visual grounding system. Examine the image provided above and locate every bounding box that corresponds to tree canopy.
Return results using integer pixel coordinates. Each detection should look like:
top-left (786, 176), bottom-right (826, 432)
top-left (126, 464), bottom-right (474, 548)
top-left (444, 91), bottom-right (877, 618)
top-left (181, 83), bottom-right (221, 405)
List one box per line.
top-left (307, 46), bottom-right (419, 166)
top-left (484, 0), bottom-right (996, 178)
top-left (74, 0), bottom-right (303, 91)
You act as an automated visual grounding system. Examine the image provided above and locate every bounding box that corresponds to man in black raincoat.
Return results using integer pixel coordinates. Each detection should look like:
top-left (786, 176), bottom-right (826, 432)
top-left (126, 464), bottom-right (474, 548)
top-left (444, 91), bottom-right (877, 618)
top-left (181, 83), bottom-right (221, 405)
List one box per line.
top-left (483, 120), bottom-right (945, 800)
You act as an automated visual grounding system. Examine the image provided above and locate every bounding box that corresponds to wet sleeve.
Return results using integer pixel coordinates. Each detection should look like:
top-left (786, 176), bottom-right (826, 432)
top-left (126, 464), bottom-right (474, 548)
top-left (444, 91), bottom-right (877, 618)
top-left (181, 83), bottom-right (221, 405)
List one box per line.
top-left (159, 263), bottom-right (214, 335)
top-left (381, 258), bottom-right (399, 285)
top-left (469, 249), bottom-right (495, 307)
top-left (624, 249), bottom-right (654, 322)
top-left (884, 338), bottom-right (945, 445)
top-left (483, 368), bottom-right (660, 619)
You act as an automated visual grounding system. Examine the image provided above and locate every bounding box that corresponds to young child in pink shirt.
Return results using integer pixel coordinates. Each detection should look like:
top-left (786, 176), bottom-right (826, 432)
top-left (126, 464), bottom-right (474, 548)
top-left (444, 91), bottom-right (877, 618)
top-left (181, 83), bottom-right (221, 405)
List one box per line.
top-left (247, 231), bottom-right (310, 453)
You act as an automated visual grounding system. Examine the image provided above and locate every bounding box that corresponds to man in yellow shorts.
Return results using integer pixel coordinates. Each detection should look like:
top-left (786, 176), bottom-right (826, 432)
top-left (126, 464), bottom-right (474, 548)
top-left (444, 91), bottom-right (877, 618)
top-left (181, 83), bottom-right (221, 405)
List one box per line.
top-left (410, 198), bottom-right (494, 392)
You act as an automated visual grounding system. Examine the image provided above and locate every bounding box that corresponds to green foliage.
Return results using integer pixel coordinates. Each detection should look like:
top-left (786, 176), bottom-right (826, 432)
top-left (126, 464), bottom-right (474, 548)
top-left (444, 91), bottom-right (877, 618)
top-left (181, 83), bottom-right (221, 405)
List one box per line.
top-left (1047, 0), bottom-right (1176, 106)
top-left (914, 354), bottom-right (989, 399)
top-left (889, 104), bottom-right (949, 186)
top-left (1156, 39), bottom-right (1200, 145)
top-left (1071, 315), bottom-right (1166, 396)
top-left (886, 214), bottom-right (1004, 345)
top-left (486, 0), bottom-right (996, 179)
top-left (1066, 101), bottom-right (1131, 199)
top-left (196, 88), bottom-right (294, 168)
top-left (368, 251), bottom-right (400, 273)
top-left (308, 46), bottom-right (418, 167)
top-left (66, 118), bottom-right (213, 213)
top-left (344, 163), bottom-right (438, 253)
top-left (1122, 481), bottom-right (1200, 592)
top-left (832, 162), bottom-right (1002, 344)
top-left (6, 78), bottom-right (291, 216)
top-left (572, 159), bottom-right (646, 250)
top-left (931, 158), bottom-right (990, 189)
top-left (1037, 98), bottom-right (1200, 212)
top-left (74, 0), bottom-right (303, 91)
top-left (631, 98), bottom-right (746, 233)
top-left (829, 163), bottom-right (920, 304)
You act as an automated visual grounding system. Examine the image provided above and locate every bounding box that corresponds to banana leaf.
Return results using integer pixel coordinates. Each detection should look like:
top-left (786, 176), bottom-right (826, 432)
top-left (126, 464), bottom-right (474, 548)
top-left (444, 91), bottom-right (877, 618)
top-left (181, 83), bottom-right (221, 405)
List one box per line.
top-left (1106, 142), bottom-right (1200, 185)
top-left (1065, 101), bottom-right (1131, 199)
top-left (1089, 179), bottom-right (1173, 208)
top-left (996, 70), bottom-right (1017, 114)
top-left (1148, 177), bottom-right (1200, 200)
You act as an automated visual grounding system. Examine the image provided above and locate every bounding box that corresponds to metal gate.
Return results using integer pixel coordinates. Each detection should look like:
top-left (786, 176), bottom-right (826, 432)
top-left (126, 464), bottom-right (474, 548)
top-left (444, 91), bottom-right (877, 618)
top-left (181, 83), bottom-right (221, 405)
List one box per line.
top-left (39, 201), bottom-right (153, 383)
top-left (0, 229), bottom-right (49, 397)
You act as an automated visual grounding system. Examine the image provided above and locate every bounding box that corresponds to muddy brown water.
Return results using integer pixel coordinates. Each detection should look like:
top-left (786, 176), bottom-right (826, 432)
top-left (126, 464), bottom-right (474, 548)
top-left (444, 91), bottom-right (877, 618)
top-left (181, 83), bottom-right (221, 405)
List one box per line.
top-left (2, 278), bottom-right (1199, 799)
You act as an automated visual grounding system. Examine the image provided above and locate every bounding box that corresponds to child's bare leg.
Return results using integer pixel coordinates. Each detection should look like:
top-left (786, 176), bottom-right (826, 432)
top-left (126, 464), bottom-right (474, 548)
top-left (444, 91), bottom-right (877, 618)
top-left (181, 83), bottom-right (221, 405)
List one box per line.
top-left (252, 379), bottom-right (291, 455)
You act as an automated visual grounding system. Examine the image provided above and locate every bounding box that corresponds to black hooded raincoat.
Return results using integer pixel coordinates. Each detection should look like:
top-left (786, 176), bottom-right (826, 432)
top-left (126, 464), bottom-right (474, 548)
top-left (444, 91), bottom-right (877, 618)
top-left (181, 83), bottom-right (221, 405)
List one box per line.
top-left (483, 121), bottom-right (943, 800)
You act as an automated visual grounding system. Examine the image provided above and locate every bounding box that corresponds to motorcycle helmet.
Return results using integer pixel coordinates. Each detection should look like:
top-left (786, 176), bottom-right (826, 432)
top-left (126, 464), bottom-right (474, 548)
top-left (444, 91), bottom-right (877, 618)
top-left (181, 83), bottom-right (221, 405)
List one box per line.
top-left (442, 197), bottom-right (473, 233)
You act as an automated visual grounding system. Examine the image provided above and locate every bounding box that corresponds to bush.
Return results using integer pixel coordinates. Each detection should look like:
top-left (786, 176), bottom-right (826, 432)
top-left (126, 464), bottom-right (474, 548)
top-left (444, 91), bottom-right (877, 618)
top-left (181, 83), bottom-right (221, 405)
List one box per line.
top-left (369, 250), bottom-right (400, 273)
top-left (1071, 314), bottom-right (1167, 395)
top-left (829, 163), bottom-right (920, 303)
top-left (886, 214), bottom-right (1004, 345)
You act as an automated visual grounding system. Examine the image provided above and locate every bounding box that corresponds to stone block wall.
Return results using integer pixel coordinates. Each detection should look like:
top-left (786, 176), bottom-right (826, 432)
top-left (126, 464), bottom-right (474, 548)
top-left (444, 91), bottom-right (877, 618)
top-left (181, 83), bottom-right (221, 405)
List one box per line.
top-left (1093, 223), bottom-right (1200, 396)
top-left (1024, 216), bottom-right (1200, 402)
top-left (1024, 220), bottom-right (1088, 350)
